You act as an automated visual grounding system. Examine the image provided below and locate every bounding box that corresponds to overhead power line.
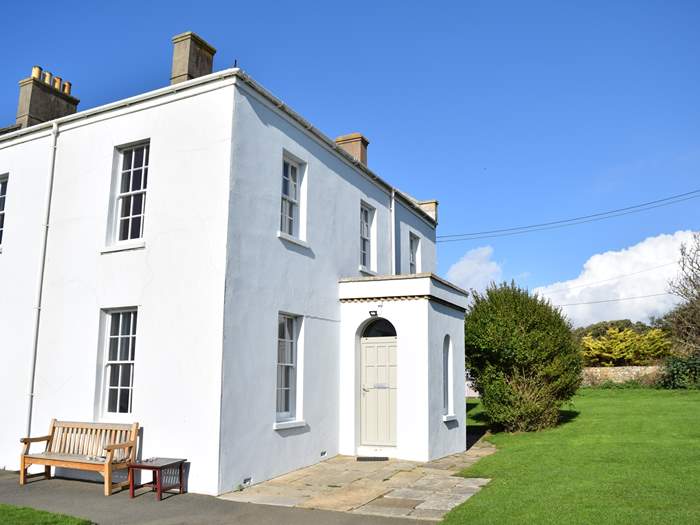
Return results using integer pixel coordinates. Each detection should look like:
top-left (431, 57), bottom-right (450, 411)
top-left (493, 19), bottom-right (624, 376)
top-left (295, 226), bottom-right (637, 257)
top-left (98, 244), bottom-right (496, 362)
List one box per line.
top-left (437, 189), bottom-right (700, 243)
top-left (542, 261), bottom-right (678, 296)
top-left (555, 292), bottom-right (675, 307)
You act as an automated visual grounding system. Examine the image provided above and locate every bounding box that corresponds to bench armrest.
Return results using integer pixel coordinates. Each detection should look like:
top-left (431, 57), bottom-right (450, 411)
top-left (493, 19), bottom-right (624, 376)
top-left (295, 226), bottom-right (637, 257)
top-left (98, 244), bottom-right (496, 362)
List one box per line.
top-left (20, 434), bottom-right (52, 455)
top-left (104, 440), bottom-right (136, 452)
top-left (20, 435), bottom-right (51, 444)
top-left (104, 439), bottom-right (136, 464)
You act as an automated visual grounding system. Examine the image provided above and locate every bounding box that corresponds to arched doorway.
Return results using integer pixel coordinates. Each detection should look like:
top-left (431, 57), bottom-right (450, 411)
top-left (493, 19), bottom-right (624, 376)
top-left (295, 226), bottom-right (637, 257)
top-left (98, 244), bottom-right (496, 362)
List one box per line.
top-left (360, 318), bottom-right (397, 447)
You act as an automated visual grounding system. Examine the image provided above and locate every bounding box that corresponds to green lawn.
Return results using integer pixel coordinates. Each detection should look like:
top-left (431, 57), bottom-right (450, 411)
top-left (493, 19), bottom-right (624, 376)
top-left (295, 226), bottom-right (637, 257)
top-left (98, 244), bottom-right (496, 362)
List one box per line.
top-left (0, 504), bottom-right (90, 525)
top-left (444, 389), bottom-right (700, 524)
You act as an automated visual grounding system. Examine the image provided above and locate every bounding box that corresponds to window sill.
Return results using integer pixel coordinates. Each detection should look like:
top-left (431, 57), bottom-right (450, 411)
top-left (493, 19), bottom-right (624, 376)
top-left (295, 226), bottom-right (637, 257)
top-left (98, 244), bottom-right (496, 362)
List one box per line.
top-left (442, 414), bottom-right (458, 423)
top-left (100, 241), bottom-right (146, 254)
top-left (358, 265), bottom-right (377, 276)
top-left (273, 419), bottom-right (306, 431)
top-left (277, 231), bottom-right (310, 249)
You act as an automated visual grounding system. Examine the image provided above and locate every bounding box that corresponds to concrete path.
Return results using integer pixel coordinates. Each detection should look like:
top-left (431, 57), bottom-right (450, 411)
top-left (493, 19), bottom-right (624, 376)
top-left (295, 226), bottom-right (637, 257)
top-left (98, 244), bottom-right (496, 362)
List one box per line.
top-left (221, 439), bottom-right (496, 521)
top-left (0, 470), bottom-right (426, 525)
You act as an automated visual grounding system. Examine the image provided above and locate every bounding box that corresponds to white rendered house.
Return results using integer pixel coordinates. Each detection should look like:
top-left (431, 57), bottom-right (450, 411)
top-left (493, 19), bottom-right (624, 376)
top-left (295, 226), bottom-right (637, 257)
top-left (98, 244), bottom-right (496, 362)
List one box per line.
top-left (0, 32), bottom-right (467, 495)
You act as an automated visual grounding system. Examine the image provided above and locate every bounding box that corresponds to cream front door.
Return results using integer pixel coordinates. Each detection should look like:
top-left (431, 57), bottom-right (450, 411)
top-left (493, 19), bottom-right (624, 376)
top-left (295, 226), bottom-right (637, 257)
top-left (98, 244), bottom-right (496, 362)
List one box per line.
top-left (360, 336), bottom-right (397, 446)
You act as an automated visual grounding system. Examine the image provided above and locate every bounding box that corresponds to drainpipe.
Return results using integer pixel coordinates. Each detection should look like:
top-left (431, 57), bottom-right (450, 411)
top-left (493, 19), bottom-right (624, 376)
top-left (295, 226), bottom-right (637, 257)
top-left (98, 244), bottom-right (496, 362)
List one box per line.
top-left (390, 189), bottom-right (396, 275)
top-left (25, 121), bottom-right (59, 437)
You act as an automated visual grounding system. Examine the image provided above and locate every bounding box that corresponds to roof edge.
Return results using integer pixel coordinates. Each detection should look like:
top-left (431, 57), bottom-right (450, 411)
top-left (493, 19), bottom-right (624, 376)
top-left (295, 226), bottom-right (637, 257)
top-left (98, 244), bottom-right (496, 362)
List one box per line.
top-left (339, 272), bottom-right (468, 297)
top-left (0, 67), bottom-right (437, 226)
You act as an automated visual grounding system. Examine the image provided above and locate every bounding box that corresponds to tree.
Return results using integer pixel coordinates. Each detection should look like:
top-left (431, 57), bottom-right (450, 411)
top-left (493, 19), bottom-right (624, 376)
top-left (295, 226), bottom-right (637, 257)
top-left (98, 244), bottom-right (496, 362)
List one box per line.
top-left (465, 282), bottom-right (582, 432)
top-left (668, 232), bottom-right (700, 355)
top-left (573, 319), bottom-right (650, 340)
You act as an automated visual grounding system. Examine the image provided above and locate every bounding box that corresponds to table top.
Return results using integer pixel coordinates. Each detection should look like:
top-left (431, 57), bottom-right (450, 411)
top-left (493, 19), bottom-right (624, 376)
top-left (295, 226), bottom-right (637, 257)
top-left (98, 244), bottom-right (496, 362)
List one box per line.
top-left (128, 458), bottom-right (187, 469)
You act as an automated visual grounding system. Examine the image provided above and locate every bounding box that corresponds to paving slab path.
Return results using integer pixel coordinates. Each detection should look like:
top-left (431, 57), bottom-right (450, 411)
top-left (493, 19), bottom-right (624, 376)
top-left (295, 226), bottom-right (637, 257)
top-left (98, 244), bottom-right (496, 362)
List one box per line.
top-left (221, 438), bottom-right (496, 521)
top-left (0, 470), bottom-right (422, 525)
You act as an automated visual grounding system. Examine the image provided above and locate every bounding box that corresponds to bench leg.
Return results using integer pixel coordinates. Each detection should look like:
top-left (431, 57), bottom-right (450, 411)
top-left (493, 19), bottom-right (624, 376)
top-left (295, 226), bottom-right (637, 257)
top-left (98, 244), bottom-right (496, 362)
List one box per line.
top-left (19, 457), bottom-right (26, 486)
top-left (104, 464), bottom-right (112, 496)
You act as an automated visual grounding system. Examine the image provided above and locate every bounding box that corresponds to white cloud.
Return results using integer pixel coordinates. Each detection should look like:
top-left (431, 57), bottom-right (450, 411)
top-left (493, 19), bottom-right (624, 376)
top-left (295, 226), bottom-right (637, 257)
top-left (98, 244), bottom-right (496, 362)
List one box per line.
top-left (446, 246), bottom-right (503, 292)
top-left (534, 230), bottom-right (695, 327)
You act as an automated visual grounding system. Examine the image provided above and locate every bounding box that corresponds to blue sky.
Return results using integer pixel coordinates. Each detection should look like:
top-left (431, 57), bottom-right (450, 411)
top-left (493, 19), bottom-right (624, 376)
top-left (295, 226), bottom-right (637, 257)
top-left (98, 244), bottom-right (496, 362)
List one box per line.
top-left (1, 1), bottom-right (698, 323)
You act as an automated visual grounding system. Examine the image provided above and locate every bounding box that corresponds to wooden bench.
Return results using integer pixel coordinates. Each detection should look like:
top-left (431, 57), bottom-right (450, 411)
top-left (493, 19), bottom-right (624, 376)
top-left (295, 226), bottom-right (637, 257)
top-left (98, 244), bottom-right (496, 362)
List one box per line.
top-left (20, 419), bottom-right (139, 496)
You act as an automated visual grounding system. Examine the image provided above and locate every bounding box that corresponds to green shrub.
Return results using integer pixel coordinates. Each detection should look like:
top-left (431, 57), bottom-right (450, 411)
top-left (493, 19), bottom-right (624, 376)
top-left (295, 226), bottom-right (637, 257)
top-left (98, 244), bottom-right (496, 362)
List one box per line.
top-left (658, 355), bottom-right (700, 389)
top-left (465, 282), bottom-right (582, 432)
top-left (579, 326), bottom-right (672, 366)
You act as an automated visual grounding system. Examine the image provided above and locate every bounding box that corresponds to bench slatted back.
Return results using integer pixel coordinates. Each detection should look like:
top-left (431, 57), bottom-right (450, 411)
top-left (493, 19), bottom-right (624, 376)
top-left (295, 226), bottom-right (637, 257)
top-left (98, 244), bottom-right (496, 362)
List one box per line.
top-left (48, 421), bottom-right (137, 462)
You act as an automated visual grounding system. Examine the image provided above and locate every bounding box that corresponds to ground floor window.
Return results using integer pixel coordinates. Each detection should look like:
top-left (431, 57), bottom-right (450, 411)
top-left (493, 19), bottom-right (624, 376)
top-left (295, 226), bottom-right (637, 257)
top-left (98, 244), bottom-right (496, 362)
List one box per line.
top-left (277, 313), bottom-right (300, 420)
top-left (443, 335), bottom-right (453, 415)
top-left (104, 309), bottom-right (137, 414)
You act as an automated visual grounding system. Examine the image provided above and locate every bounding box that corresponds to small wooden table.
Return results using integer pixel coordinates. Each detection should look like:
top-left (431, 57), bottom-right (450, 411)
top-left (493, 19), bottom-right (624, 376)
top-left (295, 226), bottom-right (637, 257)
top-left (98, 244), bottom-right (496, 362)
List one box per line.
top-left (128, 458), bottom-right (186, 501)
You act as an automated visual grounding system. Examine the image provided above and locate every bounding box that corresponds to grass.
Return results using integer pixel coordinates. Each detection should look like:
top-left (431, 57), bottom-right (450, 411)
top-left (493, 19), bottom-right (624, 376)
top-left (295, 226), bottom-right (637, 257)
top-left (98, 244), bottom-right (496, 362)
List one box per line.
top-left (444, 389), bottom-right (700, 524)
top-left (0, 504), bottom-right (90, 525)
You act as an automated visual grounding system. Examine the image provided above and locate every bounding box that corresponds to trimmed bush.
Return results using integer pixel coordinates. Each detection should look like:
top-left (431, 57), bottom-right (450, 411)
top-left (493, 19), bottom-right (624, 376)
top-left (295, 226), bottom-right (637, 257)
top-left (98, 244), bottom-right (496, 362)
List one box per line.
top-left (658, 355), bottom-right (700, 389)
top-left (580, 327), bottom-right (672, 366)
top-left (465, 282), bottom-right (582, 432)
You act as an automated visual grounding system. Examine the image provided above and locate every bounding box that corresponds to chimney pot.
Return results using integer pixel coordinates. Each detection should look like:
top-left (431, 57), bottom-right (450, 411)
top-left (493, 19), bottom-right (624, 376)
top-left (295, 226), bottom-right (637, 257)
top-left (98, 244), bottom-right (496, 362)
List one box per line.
top-left (335, 133), bottom-right (370, 166)
top-left (15, 68), bottom-right (79, 128)
top-left (170, 31), bottom-right (217, 85)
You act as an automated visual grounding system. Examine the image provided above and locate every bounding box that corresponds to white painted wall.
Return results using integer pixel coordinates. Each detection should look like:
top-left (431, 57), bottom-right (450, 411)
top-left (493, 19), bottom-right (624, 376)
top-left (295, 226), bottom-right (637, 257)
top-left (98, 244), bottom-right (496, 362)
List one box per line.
top-left (338, 276), bottom-right (467, 462)
top-left (427, 301), bottom-right (467, 459)
top-left (395, 200), bottom-right (436, 275)
top-left (0, 132), bottom-right (54, 471)
top-left (338, 299), bottom-right (430, 460)
top-left (218, 81), bottom-right (423, 492)
top-left (0, 69), bottom-right (449, 496)
top-left (0, 80), bottom-right (235, 495)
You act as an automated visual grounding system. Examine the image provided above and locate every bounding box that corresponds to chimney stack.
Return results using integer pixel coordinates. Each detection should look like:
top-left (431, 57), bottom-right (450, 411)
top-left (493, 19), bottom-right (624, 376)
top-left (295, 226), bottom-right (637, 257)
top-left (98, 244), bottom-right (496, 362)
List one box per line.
top-left (335, 133), bottom-right (369, 165)
top-left (15, 66), bottom-right (79, 128)
top-left (170, 32), bottom-right (217, 85)
top-left (417, 200), bottom-right (439, 222)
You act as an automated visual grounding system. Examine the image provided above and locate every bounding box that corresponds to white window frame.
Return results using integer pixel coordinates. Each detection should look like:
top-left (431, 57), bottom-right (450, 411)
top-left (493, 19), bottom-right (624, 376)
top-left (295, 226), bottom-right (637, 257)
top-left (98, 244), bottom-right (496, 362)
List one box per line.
top-left (108, 142), bottom-right (150, 246)
top-left (442, 335), bottom-right (454, 417)
top-left (359, 203), bottom-right (375, 272)
top-left (409, 233), bottom-right (420, 274)
top-left (280, 159), bottom-right (300, 237)
top-left (0, 174), bottom-right (7, 248)
top-left (276, 313), bottom-right (303, 422)
top-left (101, 309), bottom-right (137, 416)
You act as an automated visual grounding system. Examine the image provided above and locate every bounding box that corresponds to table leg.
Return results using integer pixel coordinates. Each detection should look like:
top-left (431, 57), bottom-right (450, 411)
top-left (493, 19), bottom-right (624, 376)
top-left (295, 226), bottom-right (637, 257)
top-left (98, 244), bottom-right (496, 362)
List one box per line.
top-left (179, 463), bottom-right (184, 494)
top-left (129, 468), bottom-right (134, 498)
top-left (156, 469), bottom-right (162, 501)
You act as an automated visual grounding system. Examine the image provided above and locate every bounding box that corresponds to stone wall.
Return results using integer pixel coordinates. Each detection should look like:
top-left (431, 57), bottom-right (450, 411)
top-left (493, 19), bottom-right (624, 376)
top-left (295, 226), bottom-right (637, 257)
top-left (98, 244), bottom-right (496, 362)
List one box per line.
top-left (582, 366), bottom-right (661, 386)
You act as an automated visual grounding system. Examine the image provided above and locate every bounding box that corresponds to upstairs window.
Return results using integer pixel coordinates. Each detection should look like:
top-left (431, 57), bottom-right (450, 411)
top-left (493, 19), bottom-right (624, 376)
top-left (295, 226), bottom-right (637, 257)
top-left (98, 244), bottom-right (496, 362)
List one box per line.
top-left (0, 175), bottom-right (7, 246)
top-left (104, 310), bottom-right (137, 414)
top-left (360, 204), bottom-right (373, 269)
top-left (280, 160), bottom-right (299, 237)
top-left (409, 233), bottom-right (420, 274)
top-left (116, 143), bottom-right (149, 241)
